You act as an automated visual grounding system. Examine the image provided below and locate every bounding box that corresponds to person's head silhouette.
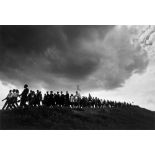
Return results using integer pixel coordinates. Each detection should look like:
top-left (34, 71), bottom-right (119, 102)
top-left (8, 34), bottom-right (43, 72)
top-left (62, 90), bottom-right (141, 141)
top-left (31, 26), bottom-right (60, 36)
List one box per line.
top-left (24, 84), bottom-right (28, 88)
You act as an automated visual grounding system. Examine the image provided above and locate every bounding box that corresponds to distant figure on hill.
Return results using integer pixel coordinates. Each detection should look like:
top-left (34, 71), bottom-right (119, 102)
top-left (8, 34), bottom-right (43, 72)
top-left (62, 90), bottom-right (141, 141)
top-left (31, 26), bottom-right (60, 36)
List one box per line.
top-left (19, 84), bottom-right (29, 108)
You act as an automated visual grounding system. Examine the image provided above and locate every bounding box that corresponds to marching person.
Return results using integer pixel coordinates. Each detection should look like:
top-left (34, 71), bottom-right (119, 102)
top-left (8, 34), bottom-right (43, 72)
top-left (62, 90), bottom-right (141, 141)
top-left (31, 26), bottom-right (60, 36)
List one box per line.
top-left (65, 91), bottom-right (70, 107)
top-left (19, 84), bottom-right (29, 108)
top-left (11, 89), bottom-right (19, 109)
top-left (36, 90), bottom-right (42, 107)
top-left (70, 94), bottom-right (74, 108)
top-left (2, 90), bottom-right (13, 110)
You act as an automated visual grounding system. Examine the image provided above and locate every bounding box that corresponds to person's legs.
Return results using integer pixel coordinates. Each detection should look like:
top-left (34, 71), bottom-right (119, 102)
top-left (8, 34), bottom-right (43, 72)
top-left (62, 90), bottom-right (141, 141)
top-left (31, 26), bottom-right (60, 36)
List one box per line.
top-left (11, 98), bottom-right (18, 109)
top-left (23, 100), bottom-right (28, 108)
top-left (2, 101), bottom-right (8, 110)
top-left (12, 104), bottom-right (16, 109)
top-left (6, 103), bottom-right (13, 110)
top-left (20, 98), bottom-right (27, 108)
top-left (14, 101), bottom-right (18, 107)
top-left (20, 99), bottom-right (24, 108)
top-left (38, 100), bottom-right (40, 107)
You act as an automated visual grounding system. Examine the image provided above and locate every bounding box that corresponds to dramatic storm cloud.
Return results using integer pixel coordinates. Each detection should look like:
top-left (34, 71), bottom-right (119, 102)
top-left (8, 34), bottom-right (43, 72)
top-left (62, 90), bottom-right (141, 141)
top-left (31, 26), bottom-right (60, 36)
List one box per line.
top-left (0, 25), bottom-right (149, 91)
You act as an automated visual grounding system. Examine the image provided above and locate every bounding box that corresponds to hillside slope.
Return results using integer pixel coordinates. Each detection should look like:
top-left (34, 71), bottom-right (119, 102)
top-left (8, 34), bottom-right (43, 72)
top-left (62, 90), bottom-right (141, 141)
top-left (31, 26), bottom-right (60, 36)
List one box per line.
top-left (0, 106), bottom-right (155, 130)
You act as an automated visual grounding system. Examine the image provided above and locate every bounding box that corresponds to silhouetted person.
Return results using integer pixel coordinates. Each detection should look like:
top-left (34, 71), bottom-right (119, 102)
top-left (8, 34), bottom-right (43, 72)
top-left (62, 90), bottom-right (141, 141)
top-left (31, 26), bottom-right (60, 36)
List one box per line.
top-left (53, 93), bottom-right (56, 105)
top-left (28, 91), bottom-right (36, 107)
top-left (42, 94), bottom-right (47, 106)
top-left (2, 90), bottom-right (13, 110)
top-left (49, 91), bottom-right (55, 107)
top-left (60, 91), bottom-right (65, 107)
top-left (36, 90), bottom-right (42, 106)
top-left (46, 91), bottom-right (51, 107)
top-left (39, 91), bottom-right (43, 105)
top-left (15, 89), bottom-right (20, 106)
top-left (69, 94), bottom-right (73, 108)
top-left (55, 92), bottom-right (60, 107)
top-left (65, 91), bottom-right (70, 107)
top-left (20, 84), bottom-right (29, 108)
top-left (11, 89), bottom-right (19, 108)
top-left (43, 92), bottom-right (50, 107)
top-left (28, 90), bottom-right (33, 106)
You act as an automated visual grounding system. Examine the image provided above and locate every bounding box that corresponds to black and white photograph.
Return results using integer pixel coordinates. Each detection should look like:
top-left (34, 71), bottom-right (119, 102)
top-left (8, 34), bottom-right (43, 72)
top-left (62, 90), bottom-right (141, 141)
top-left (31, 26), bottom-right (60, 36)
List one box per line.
top-left (0, 25), bottom-right (155, 130)
top-left (1, 1), bottom-right (155, 155)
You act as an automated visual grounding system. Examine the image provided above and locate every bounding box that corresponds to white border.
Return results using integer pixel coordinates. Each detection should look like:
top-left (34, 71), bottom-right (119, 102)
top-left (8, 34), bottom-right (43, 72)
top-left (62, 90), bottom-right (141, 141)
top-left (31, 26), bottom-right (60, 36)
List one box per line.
top-left (0, 0), bottom-right (155, 25)
top-left (0, 131), bottom-right (155, 155)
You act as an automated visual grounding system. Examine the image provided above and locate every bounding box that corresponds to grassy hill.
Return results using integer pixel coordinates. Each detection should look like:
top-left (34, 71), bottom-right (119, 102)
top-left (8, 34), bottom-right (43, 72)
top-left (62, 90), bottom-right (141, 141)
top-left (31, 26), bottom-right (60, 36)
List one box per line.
top-left (0, 106), bottom-right (155, 130)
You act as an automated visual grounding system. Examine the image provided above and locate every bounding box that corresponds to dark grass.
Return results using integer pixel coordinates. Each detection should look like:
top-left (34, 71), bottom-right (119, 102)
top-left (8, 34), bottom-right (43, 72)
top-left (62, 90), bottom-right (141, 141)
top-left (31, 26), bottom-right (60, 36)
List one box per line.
top-left (0, 106), bottom-right (155, 130)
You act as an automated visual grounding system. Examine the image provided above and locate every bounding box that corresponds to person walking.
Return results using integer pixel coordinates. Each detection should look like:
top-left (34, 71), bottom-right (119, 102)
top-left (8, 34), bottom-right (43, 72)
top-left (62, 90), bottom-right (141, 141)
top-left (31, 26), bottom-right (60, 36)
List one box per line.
top-left (19, 84), bottom-right (29, 108)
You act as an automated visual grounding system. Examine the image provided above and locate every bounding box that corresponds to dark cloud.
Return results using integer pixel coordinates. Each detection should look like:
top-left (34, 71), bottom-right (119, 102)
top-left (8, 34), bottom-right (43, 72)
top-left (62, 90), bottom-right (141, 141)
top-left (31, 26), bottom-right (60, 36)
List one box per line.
top-left (0, 25), bottom-right (149, 91)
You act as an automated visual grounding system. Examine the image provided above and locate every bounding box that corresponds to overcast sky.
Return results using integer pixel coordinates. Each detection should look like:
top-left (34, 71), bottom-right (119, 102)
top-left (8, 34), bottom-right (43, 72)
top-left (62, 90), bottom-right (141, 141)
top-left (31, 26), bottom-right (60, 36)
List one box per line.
top-left (0, 25), bottom-right (155, 110)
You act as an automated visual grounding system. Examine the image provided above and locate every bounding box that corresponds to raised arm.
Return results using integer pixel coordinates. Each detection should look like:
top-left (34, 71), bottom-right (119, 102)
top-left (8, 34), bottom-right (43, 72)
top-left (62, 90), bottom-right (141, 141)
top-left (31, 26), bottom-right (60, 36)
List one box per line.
top-left (2, 97), bottom-right (7, 102)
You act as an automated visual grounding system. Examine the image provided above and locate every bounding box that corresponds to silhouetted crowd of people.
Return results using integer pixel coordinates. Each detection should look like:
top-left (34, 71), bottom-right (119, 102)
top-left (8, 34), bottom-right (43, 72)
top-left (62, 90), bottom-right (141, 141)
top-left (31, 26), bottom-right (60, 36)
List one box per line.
top-left (2, 84), bottom-right (133, 110)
